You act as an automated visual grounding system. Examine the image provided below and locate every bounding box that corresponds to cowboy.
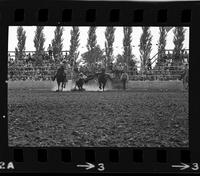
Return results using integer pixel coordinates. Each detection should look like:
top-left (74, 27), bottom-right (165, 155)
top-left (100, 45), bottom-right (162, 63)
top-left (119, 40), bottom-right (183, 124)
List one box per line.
top-left (120, 70), bottom-right (129, 90)
top-left (78, 72), bottom-right (84, 79)
top-left (100, 67), bottom-right (106, 74)
top-left (74, 72), bottom-right (87, 91)
top-left (98, 67), bottom-right (106, 79)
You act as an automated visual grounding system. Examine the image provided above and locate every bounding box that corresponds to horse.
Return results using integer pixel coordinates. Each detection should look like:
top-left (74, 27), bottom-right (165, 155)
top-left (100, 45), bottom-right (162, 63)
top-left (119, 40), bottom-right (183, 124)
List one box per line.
top-left (52, 67), bottom-right (68, 92)
top-left (92, 72), bottom-right (112, 91)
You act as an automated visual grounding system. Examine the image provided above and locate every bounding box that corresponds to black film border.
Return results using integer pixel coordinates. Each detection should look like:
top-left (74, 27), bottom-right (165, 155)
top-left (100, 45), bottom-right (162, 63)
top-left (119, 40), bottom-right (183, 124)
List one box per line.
top-left (0, 0), bottom-right (200, 173)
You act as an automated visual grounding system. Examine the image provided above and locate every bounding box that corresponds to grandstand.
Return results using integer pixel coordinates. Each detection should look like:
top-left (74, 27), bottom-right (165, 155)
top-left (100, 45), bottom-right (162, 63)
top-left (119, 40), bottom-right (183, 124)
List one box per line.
top-left (8, 49), bottom-right (189, 81)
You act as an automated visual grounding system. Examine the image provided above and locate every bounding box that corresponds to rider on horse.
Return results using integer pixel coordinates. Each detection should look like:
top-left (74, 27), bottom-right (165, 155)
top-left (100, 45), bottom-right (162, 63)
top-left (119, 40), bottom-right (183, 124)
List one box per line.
top-left (99, 67), bottom-right (106, 76)
top-left (98, 67), bottom-right (108, 90)
top-left (53, 63), bottom-right (67, 91)
top-left (55, 65), bottom-right (66, 80)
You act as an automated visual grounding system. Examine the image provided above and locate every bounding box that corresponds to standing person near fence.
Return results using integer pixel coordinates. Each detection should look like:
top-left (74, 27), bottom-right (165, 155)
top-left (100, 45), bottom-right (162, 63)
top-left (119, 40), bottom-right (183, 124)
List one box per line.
top-left (47, 44), bottom-right (53, 59)
top-left (120, 70), bottom-right (129, 90)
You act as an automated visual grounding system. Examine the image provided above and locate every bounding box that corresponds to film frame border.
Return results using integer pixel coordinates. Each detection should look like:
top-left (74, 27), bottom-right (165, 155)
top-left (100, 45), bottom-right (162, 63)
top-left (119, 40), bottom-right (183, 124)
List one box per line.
top-left (0, 0), bottom-right (199, 173)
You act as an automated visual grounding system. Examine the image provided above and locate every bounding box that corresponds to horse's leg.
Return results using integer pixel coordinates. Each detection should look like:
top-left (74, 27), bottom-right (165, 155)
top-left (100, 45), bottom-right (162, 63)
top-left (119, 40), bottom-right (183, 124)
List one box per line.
top-left (57, 82), bottom-right (60, 92)
top-left (82, 82), bottom-right (84, 90)
top-left (79, 83), bottom-right (82, 90)
top-left (79, 80), bottom-right (83, 91)
top-left (64, 80), bottom-right (67, 88)
top-left (81, 80), bottom-right (84, 90)
top-left (99, 81), bottom-right (102, 90)
top-left (79, 84), bottom-right (82, 91)
top-left (58, 82), bottom-right (60, 91)
top-left (77, 83), bottom-right (80, 90)
top-left (61, 82), bottom-right (63, 91)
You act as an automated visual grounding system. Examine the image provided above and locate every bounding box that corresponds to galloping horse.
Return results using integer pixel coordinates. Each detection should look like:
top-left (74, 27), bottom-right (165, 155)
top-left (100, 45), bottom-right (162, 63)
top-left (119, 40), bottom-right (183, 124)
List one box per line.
top-left (87, 69), bottom-right (112, 91)
top-left (52, 65), bottom-right (68, 92)
top-left (96, 72), bottom-right (112, 91)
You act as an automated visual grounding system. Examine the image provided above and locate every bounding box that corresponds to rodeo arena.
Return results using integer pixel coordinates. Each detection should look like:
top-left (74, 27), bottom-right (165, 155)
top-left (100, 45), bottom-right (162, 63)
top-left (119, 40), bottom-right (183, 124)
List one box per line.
top-left (8, 49), bottom-right (189, 91)
top-left (8, 27), bottom-right (189, 147)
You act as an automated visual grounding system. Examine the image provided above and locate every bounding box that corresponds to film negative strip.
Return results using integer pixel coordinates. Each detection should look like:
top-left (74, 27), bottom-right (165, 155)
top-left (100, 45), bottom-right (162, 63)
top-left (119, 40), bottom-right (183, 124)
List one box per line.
top-left (0, 0), bottom-right (200, 174)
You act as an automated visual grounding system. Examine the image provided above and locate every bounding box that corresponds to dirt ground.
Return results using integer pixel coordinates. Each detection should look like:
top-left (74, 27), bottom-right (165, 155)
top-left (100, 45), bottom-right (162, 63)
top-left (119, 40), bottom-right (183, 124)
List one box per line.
top-left (8, 80), bottom-right (189, 147)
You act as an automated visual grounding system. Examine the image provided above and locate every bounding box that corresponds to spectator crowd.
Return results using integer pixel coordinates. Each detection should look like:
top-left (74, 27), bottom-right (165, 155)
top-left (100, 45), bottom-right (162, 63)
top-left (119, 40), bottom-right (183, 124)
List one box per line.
top-left (8, 49), bottom-right (189, 81)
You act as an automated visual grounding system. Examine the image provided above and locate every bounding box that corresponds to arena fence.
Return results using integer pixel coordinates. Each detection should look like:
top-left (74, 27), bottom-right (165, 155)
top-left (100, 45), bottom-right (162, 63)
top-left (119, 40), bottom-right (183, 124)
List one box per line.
top-left (8, 66), bottom-right (185, 81)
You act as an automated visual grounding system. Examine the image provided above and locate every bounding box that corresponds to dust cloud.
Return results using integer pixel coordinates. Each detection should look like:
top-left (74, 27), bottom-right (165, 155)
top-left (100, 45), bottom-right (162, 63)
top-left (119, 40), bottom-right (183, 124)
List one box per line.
top-left (51, 79), bottom-right (113, 91)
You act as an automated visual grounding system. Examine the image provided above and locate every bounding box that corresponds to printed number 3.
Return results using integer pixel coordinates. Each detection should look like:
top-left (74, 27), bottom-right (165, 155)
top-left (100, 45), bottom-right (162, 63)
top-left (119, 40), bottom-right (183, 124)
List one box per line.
top-left (191, 163), bottom-right (199, 171)
top-left (98, 163), bottom-right (105, 171)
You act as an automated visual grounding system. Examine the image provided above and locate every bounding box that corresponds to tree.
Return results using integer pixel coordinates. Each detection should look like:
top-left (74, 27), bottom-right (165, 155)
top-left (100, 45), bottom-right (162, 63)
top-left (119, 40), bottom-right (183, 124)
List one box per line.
top-left (105, 27), bottom-right (115, 68)
top-left (15, 26), bottom-right (26, 60)
top-left (52, 26), bottom-right (64, 58)
top-left (157, 27), bottom-right (167, 66)
top-left (123, 27), bottom-right (136, 71)
top-left (69, 26), bottom-right (80, 67)
top-left (139, 27), bottom-right (152, 72)
top-left (15, 48), bottom-right (19, 60)
top-left (34, 26), bottom-right (45, 56)
top-left (173, 27), bottom-right (186, 65)
top-left (81, 45), bottom-right (104, 68)
top-left (83, 26), bottom-right (99, 69)
top-left (87, 26), bottom-right (97, 51)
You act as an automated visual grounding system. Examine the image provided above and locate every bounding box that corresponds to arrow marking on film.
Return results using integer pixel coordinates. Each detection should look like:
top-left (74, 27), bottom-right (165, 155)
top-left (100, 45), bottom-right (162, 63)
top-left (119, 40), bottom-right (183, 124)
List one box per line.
top-left (77, 162), bottom-right (95, 170)
top-left (171, 163), bottom-right (190, 170)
